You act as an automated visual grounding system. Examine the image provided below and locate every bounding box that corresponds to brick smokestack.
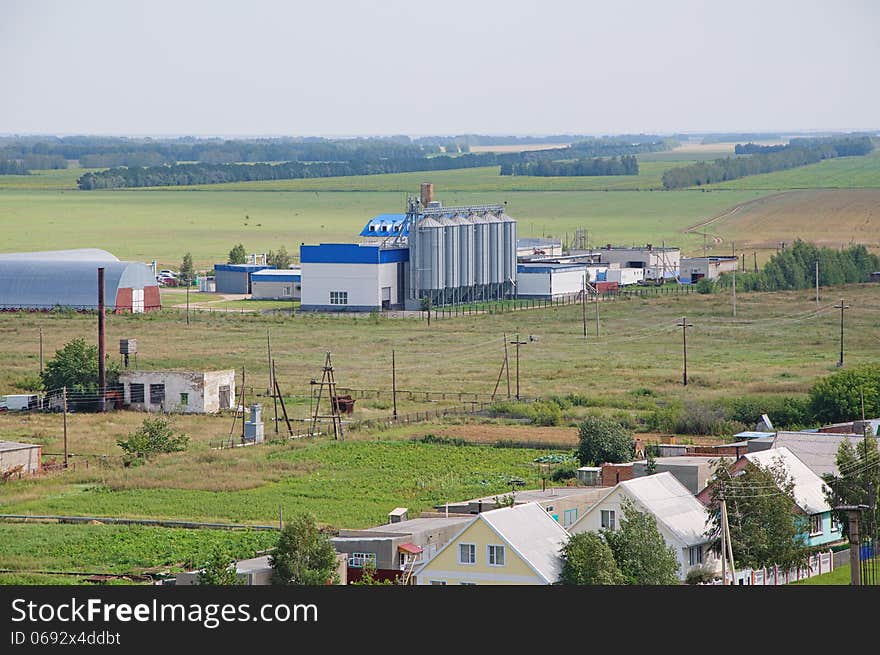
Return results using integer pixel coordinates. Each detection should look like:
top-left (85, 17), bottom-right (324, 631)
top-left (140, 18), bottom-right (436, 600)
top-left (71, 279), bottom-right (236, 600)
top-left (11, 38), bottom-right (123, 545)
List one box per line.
top-left (420, 183), bottom-right (433, 207)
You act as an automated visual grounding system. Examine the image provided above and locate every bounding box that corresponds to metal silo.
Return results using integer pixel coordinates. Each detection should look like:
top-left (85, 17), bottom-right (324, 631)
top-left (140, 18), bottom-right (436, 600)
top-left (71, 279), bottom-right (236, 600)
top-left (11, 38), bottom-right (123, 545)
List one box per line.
top-left (416, 216), bottom-right (444, 296)
top-left (452, 214), bottom-right (474, 296)
top-left (438, 216), bottom-right (459, 296)
top-left (485, 212), bottom-right (503, 294)
top-left (498, 212), bottom-right (517, 296)
top-left (470, 213), bottom-right (490, 293)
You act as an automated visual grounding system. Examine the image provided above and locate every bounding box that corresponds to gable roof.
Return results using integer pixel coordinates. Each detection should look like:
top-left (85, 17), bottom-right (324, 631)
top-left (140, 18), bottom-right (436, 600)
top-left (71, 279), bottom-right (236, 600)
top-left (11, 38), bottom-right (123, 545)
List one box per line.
top-left (744, 447), bottom-right (831, 515)
top-left (614, 472), bottom-right (712, 547)
top-left (414, 502), bottom-right (568, 584)
top-left (771, 432), bottom-right (863, 478)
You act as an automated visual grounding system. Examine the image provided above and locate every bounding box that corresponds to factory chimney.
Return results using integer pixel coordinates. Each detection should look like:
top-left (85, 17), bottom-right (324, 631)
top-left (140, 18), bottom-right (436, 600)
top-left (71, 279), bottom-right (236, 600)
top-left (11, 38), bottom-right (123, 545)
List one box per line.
top-left (420, 183), bottom-right (434, 208)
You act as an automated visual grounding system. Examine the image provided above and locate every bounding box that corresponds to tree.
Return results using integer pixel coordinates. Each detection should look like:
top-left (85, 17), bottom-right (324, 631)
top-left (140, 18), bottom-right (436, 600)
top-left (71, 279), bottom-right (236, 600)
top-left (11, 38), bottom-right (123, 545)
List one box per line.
top-left (558, 532), bottom-right (625, 585)
top-left (196, 548), bottom-right (240, 585)
top-left (179, 252), bottom-right (195, 286)
top-left (705, 457), bottom-right (810, 571)
top-left (350, 559), bottom-right (392, 586)
top-left (603, 499), bottom-right (681, 584)
top-left (267, 246), bottom-right (292, 270)
top-left (41, 338), bottom-right (103, 394)
top-left (823, 435), bottom-right (880, 539)
top-left (645, 447), bottom-right (658, 475)
top-left (228, 243), bottom-right (247, 264)
top-left (270, 513), bottom-right (339, 585)
top-left (808, 365), bottom-right (880, 425)
top-left (117, 416), bottom-right (189, 465)
top-left (577, 416), bottom-right (635, 465)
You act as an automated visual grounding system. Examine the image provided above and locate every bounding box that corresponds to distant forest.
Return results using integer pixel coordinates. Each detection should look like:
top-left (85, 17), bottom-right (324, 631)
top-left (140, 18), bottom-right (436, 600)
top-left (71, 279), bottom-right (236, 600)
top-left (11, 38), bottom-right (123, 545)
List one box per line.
top-left (661, 136), bottom-right (875, 189)
top-left (72, 136), bottom-right (672, 189)
top-left (500, 155), bottom-right (639, 177)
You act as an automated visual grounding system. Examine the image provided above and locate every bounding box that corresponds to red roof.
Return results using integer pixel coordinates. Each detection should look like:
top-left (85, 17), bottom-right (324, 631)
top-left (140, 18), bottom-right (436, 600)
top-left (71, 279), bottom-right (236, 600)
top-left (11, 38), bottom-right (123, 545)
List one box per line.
top-left (398, 542), bottom-right (423, 554)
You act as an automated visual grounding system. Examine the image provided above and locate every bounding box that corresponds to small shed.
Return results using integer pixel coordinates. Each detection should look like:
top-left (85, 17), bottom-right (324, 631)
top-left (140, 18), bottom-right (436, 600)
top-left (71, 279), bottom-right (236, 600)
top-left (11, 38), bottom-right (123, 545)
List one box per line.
top-left (250, 268), bottom-right (301, 300)
top-left (0, 441), bottom-right (42, 476)
top-left (119, 370), bottom-right (236, 414)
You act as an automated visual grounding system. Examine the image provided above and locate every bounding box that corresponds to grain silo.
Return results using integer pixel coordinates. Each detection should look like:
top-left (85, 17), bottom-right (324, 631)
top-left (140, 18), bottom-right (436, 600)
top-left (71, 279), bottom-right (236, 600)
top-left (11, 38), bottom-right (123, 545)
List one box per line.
top-left (498, 212), bottom-right (517, 296)
top-left (439, 215), bottom-right (460, 298)
top-left (485, 212), bottom-right (503, 296)
top-left (416, 216), bottom-right (445, 303)
top-left (452, 214), bottom-right (474, 299)
top-left (471, 212), bottom-right (490, 296)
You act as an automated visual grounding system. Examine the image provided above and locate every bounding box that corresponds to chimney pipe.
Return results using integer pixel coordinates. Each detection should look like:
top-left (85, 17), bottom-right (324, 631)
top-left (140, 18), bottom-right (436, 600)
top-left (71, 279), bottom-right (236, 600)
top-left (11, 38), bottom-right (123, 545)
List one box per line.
top-left (420, 183), bottom-right (434, 207)
top-left (98, 267), bottom-right (106, 413)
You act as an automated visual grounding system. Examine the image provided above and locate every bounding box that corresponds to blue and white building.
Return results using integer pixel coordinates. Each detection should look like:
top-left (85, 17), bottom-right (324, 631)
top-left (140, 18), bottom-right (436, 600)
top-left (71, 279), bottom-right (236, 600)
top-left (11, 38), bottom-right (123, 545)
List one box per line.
top-left (250, 268), bottom-right (302, 300)
top-left (214, 263), bottom-right (274, 294)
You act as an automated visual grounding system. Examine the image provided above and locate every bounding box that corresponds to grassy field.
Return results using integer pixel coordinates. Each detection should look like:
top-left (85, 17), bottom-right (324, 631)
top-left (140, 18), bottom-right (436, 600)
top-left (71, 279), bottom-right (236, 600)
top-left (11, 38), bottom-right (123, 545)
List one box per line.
top-left (0, 184), bottom-right (764, 269)
top-left (707, 151), bottom-right (880, 190)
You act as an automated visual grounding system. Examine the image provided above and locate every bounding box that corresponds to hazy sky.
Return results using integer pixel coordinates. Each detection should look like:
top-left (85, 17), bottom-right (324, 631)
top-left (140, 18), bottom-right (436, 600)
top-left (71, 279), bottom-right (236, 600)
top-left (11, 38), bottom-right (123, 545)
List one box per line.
top-left (2, 0), bottom-right (878, 136)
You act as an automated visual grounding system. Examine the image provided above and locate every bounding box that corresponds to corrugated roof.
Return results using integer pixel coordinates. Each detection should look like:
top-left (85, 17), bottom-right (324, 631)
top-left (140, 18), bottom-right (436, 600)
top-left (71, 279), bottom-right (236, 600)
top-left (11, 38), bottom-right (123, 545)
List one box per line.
top-left (0, 441), bottom-right (40, 452)
top-left (359, 214), bottom-right (409, 237)
top-left (616, 472), bottom-right (712, 547)
top-left (0, 249), bottom-right (119, 261)
top-left (745, 447), bottom-right (831, 515)
top-left (771, 432), bottom-right (864, 478)
top-left (479, 502), bottom-right (569, 583)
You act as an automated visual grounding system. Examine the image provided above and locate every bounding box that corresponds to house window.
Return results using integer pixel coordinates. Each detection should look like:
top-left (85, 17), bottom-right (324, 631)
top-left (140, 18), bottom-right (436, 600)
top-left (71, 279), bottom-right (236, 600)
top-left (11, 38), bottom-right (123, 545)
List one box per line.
top-left (601, 509), bottom-right (616, 531)
top-left (689, 546), bottom-right (703, 566)
top-left (810, 515), bottom-right (823, 536)
top-left (458, 543), bottom-right (476, 565)
top-left (831, 514), bottom-right (841, 533)
top-left (179, 392), bottom-right (189, 406)
top-left (348, 552), bottom-right (376, 568)
top-left (330, 291), bottom-right (348, 305)
top-left (488, 545), bottom-right (505, 567)
top-left (130, 383), bottom-right (145, 403)
top-left (429, 580), bottom-right (446, 585)
top-left (563, 508), bottom-right (578, 527)
top-left (149, 384), bottom-right (165, 405)
top-left (282, 286), bottom-right (291, 297)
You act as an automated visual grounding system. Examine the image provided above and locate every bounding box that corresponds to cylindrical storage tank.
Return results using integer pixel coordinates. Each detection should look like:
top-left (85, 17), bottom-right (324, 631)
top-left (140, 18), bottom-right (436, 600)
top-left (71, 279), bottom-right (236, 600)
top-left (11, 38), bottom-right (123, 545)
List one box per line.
top-left (470, 213), bottom-right (490, 286)
top-left (485, 212), bottom-right (503, 286)
top-left (499, 212), bottom-right (517, 288)
top-left (438, 216), bottom-right (459, 291)
top-left (452, 214), bottom-right (474, 289)
top-left (416, 216), bottom-right (444, 292)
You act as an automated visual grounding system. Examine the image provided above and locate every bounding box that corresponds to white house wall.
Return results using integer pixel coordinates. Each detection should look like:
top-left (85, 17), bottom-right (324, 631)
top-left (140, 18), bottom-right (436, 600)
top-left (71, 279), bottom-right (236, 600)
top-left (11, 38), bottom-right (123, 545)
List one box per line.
top-left (550, 268), bottom-right (586, 296)
top-left (301, 262), bottom-right (400, 311)
top-left (119, 370), bottom-right (235, 414)
top-left (251, 280), bottom-right (301, 300)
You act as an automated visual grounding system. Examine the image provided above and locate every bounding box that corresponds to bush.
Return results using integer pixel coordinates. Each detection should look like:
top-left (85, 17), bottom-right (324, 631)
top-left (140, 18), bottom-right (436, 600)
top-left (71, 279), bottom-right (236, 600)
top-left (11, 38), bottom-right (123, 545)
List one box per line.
top-left (808, 365), bottom-right (880, 425)
top-left (685, 563), bottom-right (719, 585)
top-left (117, 416), bottom-right (189, 465)
top-left (418, 434), bottom-right (467, 447)
top-left (725, 395), bottom-right (812, 430)
top-left (695, 278), bottom-right (716, 294)
top-left (488, 400), bottom-right (562, 426)
top-left (550, 461), bottom-right (578, 482)
top-left (577, 416), bottom-right (634, 465)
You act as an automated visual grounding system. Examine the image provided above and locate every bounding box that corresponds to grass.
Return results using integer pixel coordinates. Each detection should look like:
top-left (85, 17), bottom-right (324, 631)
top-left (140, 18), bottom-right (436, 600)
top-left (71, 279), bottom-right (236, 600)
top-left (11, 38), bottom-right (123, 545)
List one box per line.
top-left (792, 563), bottom-right (852, 585)
top-left (707, 151), bottom-right (880, 190)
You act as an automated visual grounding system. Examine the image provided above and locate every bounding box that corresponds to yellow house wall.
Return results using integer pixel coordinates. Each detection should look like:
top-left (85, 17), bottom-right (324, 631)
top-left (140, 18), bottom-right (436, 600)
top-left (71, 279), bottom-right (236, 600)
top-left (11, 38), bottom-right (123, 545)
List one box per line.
top-left (415, 518), bottom-right (546, 585)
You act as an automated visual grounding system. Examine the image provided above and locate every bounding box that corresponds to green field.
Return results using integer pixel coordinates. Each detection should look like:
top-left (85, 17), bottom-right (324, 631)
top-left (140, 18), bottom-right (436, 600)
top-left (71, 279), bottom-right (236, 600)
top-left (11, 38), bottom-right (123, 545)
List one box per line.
top-left (0, 184), bottom-right (763, 269)
top-left (707, 151), bottom-right (880, 190)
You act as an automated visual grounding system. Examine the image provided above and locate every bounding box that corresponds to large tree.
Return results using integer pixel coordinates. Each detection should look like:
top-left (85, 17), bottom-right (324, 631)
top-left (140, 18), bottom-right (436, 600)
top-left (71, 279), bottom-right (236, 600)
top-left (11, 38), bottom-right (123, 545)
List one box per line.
top-left (267, 246), bottom-right (292, 270)
top-left (270, 513), bottom-right (339, 585)
top-left (40, 338), bottom-right (99, 394)
top-left (197, 548), bottom-right (239, 585)
top-left (603, 499), bottom-right (681, 585)
top-left (558, 532), bottom-right (624, 585)
top-left (705, 457), bottom-right (810, 571)
top-left (577, 416), bottom-right (635, 465)
top-left (808, 365), bottom-right (880, 425)
top-left (228, 243), bottom-right (247, 264)
top-left (179, 252), bottom-right (195, 286)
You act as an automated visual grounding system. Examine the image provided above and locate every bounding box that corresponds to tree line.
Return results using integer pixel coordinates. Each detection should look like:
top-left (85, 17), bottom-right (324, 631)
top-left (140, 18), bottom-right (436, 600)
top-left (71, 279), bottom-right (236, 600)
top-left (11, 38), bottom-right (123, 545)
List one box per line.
top-left (500, 155), bottom-right (639, 177)
top-left (662, 136), bottom-right (875, 188)
top-left (0, 154), bottom-right (68, 175)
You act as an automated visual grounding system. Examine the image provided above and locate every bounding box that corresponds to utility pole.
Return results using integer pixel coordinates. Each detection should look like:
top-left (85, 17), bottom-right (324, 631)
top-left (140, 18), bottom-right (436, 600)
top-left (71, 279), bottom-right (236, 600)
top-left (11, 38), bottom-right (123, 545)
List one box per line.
top-left (732, 269), bottom-right (736, 317)
top-left (186, 280), bottom-right (190, 326)
top-left (504, 333), bottom-right (511, 399)
top-left (753, 251), bottom-right (758, 273)
top-left (392, 349), bottom-right (398, 420)
top-left (838, 506), bottom-right (865, 586)
top-left (815, 260), bottom-right (819, 306)
top-left (581, 274), bottom-right (587, 338)
top-left (39, 326), bottom-right (43, 374)
top-left (595, 294), bottom-right (600, 337)
top-left (266, 329), bottom-right (273, 396)
top-left (834, 299), bottom-right (849, 367)
top-left (509, 334), bottom-right (528, 400)
top-left (62, 386), bottom-right (68, 469)
top-left (677, 316), bottom-right (693, 386)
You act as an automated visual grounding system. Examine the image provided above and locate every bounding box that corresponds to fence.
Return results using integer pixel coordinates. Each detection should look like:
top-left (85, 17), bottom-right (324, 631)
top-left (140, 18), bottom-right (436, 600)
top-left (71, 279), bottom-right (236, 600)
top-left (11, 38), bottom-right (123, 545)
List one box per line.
top-left (334, 387), bottom-right (536, 404)
top-left (706, 550), bottom-right (834, 585)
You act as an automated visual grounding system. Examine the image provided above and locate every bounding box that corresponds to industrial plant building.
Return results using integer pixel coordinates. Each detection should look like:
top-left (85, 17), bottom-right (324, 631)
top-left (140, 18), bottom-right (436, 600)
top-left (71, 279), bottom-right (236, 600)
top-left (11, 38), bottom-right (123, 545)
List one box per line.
top-left (680, 255), bottom-right (739, 282)
top-left (0, 249), bottom-right (160, 312)
top-left (300, 184), bottom-right (517, 312)
top-left (590, 244), bottom-right (680, 281)
top-left (213, 263), bottom-right (274, 294)
top-left (516, 262), bottom-right (589, 299)
top-left (250, 268), bottom-right (301, 300)
top-left (118, 370), bottom-right (236, 414)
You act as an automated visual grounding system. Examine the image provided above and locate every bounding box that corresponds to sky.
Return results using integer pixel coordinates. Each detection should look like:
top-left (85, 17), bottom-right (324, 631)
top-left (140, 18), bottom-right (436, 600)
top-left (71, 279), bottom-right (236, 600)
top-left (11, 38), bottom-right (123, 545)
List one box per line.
top-left (1, 0), bottom-right (878, 137)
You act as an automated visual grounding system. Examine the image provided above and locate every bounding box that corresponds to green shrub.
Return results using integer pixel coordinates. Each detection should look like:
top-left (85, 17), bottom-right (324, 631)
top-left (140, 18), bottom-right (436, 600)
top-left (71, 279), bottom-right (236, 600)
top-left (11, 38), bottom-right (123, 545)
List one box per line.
top-left (808, 365), bottom-right (880, 425)
top-left (550, 461), bottom-right (578, 482)
top-left (695, 278), bottom-right (716, 294)
top-left (117, 416), bottom-right (190, 465)
top-left (577, 416), bottom-right (634, 465)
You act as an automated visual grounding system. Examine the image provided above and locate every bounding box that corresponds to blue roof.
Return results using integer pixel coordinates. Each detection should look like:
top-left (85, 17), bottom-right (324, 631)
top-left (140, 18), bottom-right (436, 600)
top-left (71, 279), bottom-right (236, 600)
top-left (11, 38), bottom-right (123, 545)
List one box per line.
top-left (359, 214), bottom-right (409, 237)
top-left (214, 264), bottom-right (275, 272)
top-left (518, 263), bottom-right (586, 274)
top-left (300, 243), bottom-right (409, 265)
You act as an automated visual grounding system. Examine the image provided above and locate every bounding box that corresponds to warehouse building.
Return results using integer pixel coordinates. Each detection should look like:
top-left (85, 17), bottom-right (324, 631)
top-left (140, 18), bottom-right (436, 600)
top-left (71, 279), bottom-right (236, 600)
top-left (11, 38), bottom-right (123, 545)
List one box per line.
top-left (680, 255), bottom-right (739, 282)
top-left (592, 244), bottom-right (680, 281)
top-left (119, 370), bottom-right (235, 414)
top-left (0, 441), bottom-right (42, 477)
top-left (213, 264), bottom-right (274, 294)
top-left (299, 184), bottom-right (517, 312)
top-left (0, 249), bottom-right (160, 312)
top-left (250, 268), bottom-right (301, 300)
top-left (516, 262), bottom-right (587, 299)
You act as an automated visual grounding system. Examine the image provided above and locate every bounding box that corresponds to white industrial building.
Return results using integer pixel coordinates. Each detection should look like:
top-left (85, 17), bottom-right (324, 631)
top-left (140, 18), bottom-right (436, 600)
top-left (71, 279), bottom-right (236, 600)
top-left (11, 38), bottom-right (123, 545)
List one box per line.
top-left (118, 370), bottom-right (235, 413)
top-left (250, 268), bottom-right (301, 300)
top-left (605, 266), bottom-right (645, 286)
top-left (592, 244), bottom-right (680, 281)
top-left (299, 184), bottom-right (517, 312)
top-left (680, 256), bottom-right (739, 282)
top-left (516, 263), bottom-right (587, 299)
top-left (0, 441), bottom-right (42, 476)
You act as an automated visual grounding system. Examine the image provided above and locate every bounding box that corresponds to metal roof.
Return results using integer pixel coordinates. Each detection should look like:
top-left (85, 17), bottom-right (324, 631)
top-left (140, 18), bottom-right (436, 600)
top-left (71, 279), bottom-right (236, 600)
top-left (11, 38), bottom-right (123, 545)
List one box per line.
top-left (745, 447), bottom-right (832, 515)
top-left (611, 472), bottom-right (712, 547)
top-left (734, 431), bottom-right (777, 439)
top-left (478, 503), bottom-right (570, 583)
top-left (213, 264), bottom-right (274, 272)
top-left (0, 249), bottom-right (118, 261)
top-left (0, 441), bottom-right (40, 452)
top-left (250, 268), bottom-right (301, 281)
top-left (300, 243), bottom-right (409, 265)
top-left (359, 214), bottom-right (409, 237)
top-left (771, 432), bottom-right (865, 478)
top-left (0, 256), bottom-right (156, 310)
